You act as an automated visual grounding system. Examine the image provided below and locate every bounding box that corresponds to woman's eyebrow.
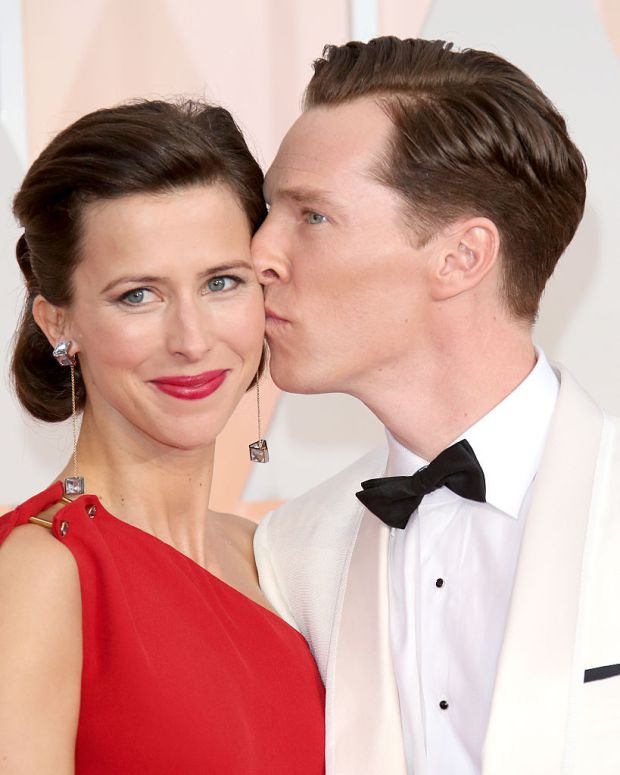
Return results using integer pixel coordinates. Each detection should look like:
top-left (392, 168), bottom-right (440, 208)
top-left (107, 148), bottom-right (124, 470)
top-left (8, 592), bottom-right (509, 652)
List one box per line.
top-left (101, 274), bottom-right (163, 294)
top-left (100, 262), bottom-right (253, 294)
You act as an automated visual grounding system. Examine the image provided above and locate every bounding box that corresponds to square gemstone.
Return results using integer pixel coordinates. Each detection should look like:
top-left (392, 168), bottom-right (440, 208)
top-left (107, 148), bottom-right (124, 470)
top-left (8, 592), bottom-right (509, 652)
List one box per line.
top-left (64, 476), bottom-right (85, 496)
top-left (52, 342), bottom-right (74, 366)
top-left (249, 440), bottom-right (269, 463)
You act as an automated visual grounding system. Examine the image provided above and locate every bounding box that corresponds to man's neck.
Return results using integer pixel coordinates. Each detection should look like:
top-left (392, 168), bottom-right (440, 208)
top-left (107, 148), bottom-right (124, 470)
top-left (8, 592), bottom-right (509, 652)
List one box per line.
top-left (356, 330), bottom-right (536, 461)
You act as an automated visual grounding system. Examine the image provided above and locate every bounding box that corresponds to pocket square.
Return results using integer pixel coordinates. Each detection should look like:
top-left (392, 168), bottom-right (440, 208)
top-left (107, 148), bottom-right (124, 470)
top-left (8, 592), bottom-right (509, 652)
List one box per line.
top-left (584, 663), bottom-right (620, 683)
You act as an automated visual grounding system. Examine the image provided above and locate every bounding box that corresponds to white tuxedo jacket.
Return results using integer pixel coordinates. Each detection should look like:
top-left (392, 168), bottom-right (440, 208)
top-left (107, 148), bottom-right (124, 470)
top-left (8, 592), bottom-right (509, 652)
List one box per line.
top-left (254, 368), bottom-right (620, 775)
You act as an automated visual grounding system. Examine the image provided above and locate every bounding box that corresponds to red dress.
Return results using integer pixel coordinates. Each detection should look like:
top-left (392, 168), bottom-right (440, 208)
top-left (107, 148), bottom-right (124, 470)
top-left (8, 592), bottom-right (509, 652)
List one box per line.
top-left (0, 483), bottom-right (325, 774)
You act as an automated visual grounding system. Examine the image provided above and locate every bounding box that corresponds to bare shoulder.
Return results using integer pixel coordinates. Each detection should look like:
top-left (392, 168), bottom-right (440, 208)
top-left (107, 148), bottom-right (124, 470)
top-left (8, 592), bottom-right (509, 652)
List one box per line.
top-left (229, 513), bottom-right (258, 541)
top-left (209, 512), bottom-right (272, 607)
top-left (0, 521), bottom-right (80, 592)
top-left (1, 517), bottom-right (70, 553)
top-left (213, 511), bottom-right (257, 551)
top-left (0, 517), bottom-right (82, 605)
top-left (0, 523), bottom-right (82, 773)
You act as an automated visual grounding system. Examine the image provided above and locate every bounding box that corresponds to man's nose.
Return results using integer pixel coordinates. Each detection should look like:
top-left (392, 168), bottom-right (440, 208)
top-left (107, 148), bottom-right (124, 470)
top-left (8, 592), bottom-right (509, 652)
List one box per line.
top-left (251, 217), bottom-right (290, 286)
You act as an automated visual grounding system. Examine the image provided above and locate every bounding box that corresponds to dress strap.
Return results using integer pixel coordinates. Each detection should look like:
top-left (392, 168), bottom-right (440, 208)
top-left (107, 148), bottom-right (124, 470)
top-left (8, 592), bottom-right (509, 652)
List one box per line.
top-left (27, 494), bottom-right (74, 530)
top-left (0, 482), bottom-right (65, 544)
top-left (28, 515), bottom-right (54, 529)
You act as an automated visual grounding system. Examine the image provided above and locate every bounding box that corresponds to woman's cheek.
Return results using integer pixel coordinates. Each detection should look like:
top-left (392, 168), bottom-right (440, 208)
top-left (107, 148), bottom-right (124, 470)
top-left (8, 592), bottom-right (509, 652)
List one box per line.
top-left (218, 297), bottom-right (265, 356)
top-left (82, 314), bottom-right (162, 369)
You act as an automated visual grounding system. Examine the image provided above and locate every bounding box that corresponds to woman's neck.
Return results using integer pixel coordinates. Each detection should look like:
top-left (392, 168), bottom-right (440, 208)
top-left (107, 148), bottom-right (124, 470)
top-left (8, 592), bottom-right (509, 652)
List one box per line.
top-left (58, 407), bottom-right (219, 564)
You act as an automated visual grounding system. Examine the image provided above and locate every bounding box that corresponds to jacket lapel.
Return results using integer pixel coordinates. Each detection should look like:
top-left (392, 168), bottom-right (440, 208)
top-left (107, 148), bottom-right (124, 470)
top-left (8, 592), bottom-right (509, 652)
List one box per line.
top-left (328, 509), bottom-right (408, 774)
top-left (483, 368), bottom-right (604, 774)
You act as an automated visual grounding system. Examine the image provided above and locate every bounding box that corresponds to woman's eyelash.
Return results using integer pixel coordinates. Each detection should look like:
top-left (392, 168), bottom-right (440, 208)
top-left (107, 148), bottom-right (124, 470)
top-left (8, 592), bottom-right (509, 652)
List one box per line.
top-left (203, 275), bottom-right (244, 293)
top-left (118, 288), bottom-right (154, 305)
top-left (115, 274), bottom-right (245, 304)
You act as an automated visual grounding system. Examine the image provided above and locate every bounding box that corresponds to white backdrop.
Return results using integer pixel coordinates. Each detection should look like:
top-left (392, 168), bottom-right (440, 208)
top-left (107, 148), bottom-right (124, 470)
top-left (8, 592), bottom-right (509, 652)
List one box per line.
top-left (0, 1), bottom-right (75, 507)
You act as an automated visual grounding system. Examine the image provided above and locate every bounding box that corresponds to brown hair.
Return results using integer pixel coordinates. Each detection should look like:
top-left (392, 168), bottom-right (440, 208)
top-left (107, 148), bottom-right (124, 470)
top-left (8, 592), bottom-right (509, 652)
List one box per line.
top-left (304, 37), bottom-right (587, 320)
top-left (12, 99), bottom-right (267, 422)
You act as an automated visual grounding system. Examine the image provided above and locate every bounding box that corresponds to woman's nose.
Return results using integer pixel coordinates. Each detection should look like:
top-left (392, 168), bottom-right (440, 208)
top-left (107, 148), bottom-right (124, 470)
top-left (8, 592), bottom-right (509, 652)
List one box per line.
top-left (167, 302), bottom-right (213, 362)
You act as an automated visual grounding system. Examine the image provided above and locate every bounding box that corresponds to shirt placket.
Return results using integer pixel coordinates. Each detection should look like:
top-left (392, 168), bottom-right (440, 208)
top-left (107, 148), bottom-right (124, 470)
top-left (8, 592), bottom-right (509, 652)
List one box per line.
top-left (418, 495), bottom-right (462, 773)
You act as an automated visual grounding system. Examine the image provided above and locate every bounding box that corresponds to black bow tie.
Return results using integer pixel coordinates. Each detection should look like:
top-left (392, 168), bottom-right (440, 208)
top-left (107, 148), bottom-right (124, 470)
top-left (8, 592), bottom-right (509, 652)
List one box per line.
top-left (356, 439), bottom-right (486, 529)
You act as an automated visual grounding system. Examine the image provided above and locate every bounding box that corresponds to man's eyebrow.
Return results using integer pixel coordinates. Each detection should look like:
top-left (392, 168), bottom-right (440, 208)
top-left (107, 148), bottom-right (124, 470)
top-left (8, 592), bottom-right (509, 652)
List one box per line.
top-left (267, 186), bottom-right (342, 209)
top-left (100, 261), bottom-right (253, 294)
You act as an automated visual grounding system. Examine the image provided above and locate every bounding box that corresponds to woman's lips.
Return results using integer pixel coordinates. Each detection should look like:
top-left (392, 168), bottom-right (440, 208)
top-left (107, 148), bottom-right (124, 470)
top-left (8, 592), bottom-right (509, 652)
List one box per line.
top-left (151, 370), bottom-right (228, 400)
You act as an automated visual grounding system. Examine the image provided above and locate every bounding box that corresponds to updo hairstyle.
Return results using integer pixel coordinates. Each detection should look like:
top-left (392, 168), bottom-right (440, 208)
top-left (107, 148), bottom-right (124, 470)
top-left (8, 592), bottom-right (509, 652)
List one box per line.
top-left (11, 100), bottom-right (267, 422)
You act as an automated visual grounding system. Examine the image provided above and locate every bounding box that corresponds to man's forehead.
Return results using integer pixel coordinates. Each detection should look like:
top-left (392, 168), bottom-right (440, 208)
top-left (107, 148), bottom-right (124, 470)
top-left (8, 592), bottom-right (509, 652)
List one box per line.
top-left (266, 102), bottom-right (392, 195)
top-left (264, 151), bottom-right (375, 204)
top-left (280, 101), bottom-right (391, 158)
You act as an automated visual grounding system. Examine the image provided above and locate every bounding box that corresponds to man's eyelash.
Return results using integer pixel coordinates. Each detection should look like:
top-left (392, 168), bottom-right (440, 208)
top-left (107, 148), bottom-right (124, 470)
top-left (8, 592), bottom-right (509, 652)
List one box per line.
top-left (303, 211), bottom-right (328, 224)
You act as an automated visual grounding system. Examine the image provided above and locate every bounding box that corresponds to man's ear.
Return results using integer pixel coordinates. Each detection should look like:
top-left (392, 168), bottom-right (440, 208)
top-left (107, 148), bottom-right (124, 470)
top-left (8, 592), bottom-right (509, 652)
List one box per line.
top-left (32, 295), bottom-right (78, 352)
top-left (431, 218), bottom-right (500, 301)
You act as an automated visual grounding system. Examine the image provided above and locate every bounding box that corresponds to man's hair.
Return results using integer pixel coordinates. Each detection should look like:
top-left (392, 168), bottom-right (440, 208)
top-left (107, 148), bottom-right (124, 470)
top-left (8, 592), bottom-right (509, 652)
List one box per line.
top-left (304, 37), bottom-right (587, 320)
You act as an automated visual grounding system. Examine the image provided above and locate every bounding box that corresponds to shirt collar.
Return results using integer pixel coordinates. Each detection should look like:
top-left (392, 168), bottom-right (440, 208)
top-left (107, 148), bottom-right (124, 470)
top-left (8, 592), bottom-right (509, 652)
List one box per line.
top-left (385, 348), bottom-right (559, 519)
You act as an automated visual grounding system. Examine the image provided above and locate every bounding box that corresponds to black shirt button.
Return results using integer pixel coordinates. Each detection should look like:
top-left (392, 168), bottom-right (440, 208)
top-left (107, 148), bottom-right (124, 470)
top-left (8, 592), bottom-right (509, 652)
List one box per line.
top-left (435, 578), bottom-right (444, 588)
top-left (439, 700), bottom-right (449, 710)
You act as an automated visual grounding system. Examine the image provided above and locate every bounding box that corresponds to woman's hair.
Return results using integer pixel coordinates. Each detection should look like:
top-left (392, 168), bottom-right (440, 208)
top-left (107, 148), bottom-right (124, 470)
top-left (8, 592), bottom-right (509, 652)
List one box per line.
top-left (12, 99), bottom-right (267, 422)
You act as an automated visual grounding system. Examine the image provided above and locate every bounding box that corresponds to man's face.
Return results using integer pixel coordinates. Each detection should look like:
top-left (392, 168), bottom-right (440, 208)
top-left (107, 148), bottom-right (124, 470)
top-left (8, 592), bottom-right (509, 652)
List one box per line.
top-left (252, 98), bottom-right (435, 398)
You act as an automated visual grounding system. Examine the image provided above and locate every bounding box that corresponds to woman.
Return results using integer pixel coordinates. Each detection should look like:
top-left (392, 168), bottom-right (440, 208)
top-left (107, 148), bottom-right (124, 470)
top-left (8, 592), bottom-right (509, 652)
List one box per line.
top-left (0, 100), bottom-right (324, 774)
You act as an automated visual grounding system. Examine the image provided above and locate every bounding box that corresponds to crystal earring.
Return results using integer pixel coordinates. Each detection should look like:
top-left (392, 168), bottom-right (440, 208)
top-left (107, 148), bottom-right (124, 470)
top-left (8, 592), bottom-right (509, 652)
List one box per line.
top-left (249, 374), bottom-right (269, 463)
top-left (52, 340), bottom-right (84, 496)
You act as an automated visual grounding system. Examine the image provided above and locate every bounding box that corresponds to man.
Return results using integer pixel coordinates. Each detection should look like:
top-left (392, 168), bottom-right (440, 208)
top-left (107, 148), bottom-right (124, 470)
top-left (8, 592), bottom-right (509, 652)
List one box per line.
top-left (252, 37), bottom-right (620, 775)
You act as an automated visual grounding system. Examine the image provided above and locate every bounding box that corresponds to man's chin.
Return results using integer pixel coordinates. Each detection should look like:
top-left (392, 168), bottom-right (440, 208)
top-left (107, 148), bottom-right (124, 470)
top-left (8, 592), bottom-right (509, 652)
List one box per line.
top-left (269, 359), bottom-right (319, 395)
top-left (270, 373), bottom-right (312, 395)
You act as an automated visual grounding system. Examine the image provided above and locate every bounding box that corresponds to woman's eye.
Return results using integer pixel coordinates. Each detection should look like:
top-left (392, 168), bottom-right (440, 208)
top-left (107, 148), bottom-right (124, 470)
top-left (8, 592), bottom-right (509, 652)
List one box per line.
top-left (205, 276), bottom-right (239, 293)
top-left (120, 288), bottom-right (155, 305)
top-left (305, 212), bottom-right (327, 225)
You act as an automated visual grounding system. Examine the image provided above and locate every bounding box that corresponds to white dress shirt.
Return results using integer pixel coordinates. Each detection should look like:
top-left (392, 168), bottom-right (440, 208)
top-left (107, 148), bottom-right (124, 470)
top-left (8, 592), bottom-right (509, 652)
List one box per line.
top-left (388, 350), bottom-right (559, 774)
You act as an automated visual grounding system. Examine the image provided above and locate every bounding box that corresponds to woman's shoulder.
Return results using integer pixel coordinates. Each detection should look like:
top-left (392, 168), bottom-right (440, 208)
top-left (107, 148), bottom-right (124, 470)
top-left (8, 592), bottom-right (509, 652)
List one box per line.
top-left (0, 519), bottom-right (82, 773)
top-left (0, 506), bottom-right (82, 631)
top-left (213, 511), bottom-right (257, 569)
top-left (0, 484), bottom-right (82, 630)
top-left (224, 511), bottom-right (258, 540)
top-left (0, 481), bottom-right (92, 558)
top-left (0, 518), bottom-right (78, 581)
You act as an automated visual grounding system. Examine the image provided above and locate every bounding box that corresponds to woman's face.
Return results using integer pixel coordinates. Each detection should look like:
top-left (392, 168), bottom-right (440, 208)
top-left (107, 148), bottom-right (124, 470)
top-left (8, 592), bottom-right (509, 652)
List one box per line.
top-left (60, 184), bottom-right (264, 451)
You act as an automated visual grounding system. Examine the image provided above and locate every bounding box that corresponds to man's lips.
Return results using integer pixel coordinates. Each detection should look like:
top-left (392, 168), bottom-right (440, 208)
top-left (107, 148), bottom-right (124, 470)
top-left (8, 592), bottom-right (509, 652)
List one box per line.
top-left (265, 308), bottom-right (289, 324)
top-left (150, 370), bottom-right (228, 400)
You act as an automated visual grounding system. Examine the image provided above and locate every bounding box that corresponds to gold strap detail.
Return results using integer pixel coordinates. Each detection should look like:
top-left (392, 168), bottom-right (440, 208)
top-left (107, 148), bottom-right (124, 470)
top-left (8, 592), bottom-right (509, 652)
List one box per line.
top-left (28, 515), bottom-right (54, 530)
top-left (26, 491), bottom-right (74, 529)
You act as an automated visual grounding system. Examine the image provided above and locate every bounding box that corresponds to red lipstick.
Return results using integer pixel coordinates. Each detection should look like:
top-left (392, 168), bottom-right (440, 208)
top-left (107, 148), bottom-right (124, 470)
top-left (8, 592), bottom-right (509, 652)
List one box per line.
top-left (151, 370), bottom-right (228, 400)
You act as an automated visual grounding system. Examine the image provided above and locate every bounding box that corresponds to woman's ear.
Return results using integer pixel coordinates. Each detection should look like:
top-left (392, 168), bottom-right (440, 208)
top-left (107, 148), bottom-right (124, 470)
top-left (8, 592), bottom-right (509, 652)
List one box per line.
top-left (32, 295), bottom-right (77, 352)
top-left (431, 218), bottom-right (500, 301)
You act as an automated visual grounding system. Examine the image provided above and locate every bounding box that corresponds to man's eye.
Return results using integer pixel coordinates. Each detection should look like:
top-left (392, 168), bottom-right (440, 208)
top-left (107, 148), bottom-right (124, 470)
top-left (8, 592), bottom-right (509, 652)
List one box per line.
top-left (205, 276), bottom-right (239, 293)
top-left (120, 288), bottom-right (154, 305)
top-left (305, 212), bottom-right (327, 225)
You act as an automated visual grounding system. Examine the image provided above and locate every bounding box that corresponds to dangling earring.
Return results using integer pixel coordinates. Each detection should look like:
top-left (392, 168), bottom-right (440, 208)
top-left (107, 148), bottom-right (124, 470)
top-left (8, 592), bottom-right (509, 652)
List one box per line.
top-left (249, 374), bottom-right (269, 463)
top-left (52, 340), bottom-right (85, 496)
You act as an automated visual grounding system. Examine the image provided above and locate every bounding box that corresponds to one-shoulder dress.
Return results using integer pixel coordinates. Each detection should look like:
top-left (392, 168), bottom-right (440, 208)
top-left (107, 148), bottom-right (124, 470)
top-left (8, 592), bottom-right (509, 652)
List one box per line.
top-left (0, 483), bottom-right (325, 774)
